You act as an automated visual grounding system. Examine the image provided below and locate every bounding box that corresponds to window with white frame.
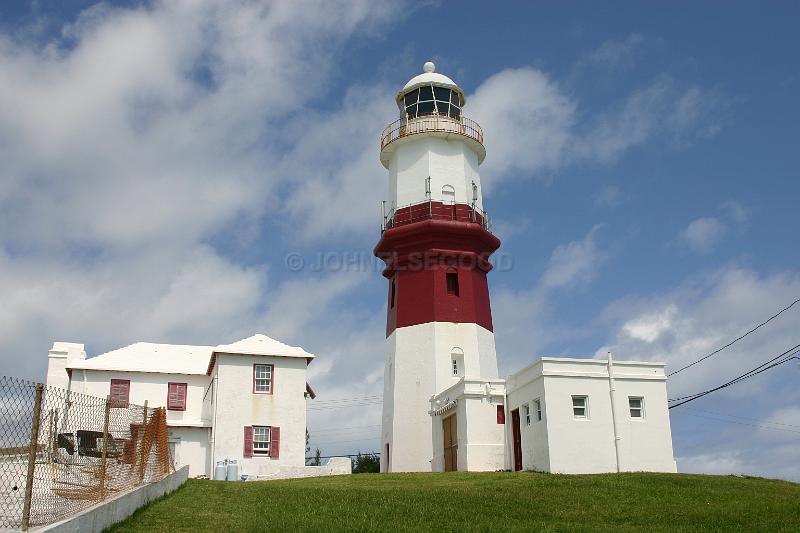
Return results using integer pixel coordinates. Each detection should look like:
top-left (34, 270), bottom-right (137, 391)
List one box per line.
top-left (533, 398), bottom-right (542, 422)
top-left (253, 364), bottom-right (273, 394)
top-left (629, 396), bottom-right (645, 419)
top-left (450, 348), bottom-right (464, 378)
top-left (572, 395), bottom-right (588, 419)
top-left (522, 403), bottom-right (530, 426)
top-left (253, 426), bottom-right (271, 455)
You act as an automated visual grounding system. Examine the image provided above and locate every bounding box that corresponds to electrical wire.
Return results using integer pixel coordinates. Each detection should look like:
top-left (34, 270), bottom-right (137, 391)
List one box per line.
top-left (668, 343), bottom-right (800, 409)
top-left (309, 424), bottom-right (382, 434)
top-left (682, 408), bottom-right (800, 429)
top-left (308, 400), bottom-right (382, 411)
top-left (668, 296), bottom-right (800, 377)
top-left (680, 409), bottom-right (800, 434)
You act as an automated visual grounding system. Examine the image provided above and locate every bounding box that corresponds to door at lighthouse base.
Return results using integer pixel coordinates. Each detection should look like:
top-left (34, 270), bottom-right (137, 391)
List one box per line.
top-left (443, 414), bottom-right (458, 472)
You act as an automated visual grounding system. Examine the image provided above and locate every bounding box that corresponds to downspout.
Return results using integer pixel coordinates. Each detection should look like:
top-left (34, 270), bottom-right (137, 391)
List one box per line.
top-left (503, 382), bottom-right (511, 471)
top-left (210, 358), bottom-right (220, 477)
top-left (607, 351), bottom-right (621, 473)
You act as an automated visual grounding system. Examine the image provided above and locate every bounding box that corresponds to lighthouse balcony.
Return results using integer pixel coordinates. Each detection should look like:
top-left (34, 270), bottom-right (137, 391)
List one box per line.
top-left (382, 200), bottom-right (491, 233)
top-left (380, 114), bottom-right (485, 166)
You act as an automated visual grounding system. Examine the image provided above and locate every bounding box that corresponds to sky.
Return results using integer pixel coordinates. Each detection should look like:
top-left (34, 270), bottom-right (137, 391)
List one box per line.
top-left (0, 1), bottom-right (798, 480)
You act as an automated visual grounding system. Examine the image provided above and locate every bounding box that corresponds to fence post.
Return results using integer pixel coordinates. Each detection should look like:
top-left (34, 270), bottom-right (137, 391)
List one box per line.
top-left (21, 383), bottom-right (44, 531)
top-left (48, 409), bottom-right (55, 481)
top-left (99, 395), bottom-right (112, 500)
top-left (138, 401), bottom-right (149, 482)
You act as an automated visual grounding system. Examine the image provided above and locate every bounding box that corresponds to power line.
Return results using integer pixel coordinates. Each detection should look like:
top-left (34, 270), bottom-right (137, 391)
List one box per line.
top-left (683, 408), bottom-right (800, 429)
top-left (668, 296), bottom-right (800, 377)
top-left (308, 435), bottom-right (381, 446)
top-left (668, 343), bottom-right (800, 409)
top-left (309, 395), bottom-right (382, 406)
top-left (308, 400), bottom-right (382, 411)
top-left (682, 413), bottom-right (800, 435)
top-left (309, 424), bottom-right (382, 434)
top-left (306, 452), bottom-right (381, 460)
top-left (680, 409), bottom-right (800, 434)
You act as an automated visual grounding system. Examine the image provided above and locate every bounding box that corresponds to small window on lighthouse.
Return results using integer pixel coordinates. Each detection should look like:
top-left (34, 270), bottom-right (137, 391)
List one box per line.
top-left (442, 185), bottom-right (455, 204)
top-left (446, 272), bottom-right (459, 296)
top-left (451, 348), bottom-right (464, 377)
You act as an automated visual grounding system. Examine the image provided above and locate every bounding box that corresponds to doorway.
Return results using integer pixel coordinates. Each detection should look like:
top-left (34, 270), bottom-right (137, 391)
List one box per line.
top-left (442, 414), bottom-right (458, 472)
top-left (511, 408), bottom-right (522, 471)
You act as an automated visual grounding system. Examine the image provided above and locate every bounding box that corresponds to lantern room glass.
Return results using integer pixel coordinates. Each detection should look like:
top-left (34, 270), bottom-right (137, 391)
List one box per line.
top-left (402, 84), bottom-right (462, 119)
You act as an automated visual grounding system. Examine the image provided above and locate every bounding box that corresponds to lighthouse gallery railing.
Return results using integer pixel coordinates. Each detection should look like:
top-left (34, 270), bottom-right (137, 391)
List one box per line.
top-left (380, 114), bottom-right (484, 152)
top-left (382, 199), bottom-right (491, 233)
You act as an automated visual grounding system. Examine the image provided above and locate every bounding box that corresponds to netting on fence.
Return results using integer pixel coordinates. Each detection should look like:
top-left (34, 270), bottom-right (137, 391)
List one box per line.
top-left (0, 375), bottom-right (173, 530)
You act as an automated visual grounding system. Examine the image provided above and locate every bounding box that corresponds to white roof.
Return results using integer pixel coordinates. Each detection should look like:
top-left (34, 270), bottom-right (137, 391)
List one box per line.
top-left (67, 334), bottom-right (314, 376)
top-left (214, 334), bottom-right (314, 359)
top-left (397, 61), bottom-right (465, 105)
top-left (402, 71), bottom-right (459, 92)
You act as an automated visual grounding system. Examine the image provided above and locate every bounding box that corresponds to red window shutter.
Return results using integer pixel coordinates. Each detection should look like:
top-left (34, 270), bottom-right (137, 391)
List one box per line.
top-left (110, 379), bottom-right (130, 407)
top-left (243, 426), bottom-right (253, 457)
top-left (269, 426), bottom-right (280, 458)
top-left (168, 383), bottom-right (187, 410)
top-left (497, 405), bottom-right (505, 424)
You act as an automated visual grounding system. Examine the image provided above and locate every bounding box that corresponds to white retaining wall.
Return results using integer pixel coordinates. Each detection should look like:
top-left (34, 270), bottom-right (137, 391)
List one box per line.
top-left (247, 457), bottom-right (352, 481)
top-left (35, 465), bottom-right (189, 533)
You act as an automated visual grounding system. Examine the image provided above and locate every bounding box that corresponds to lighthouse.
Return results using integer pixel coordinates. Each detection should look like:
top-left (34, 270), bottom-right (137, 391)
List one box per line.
top-left (375, 62), bottom-right (501, 472)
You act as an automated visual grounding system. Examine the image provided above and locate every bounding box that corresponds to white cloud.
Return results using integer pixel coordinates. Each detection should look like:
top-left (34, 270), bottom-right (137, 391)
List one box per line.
top-left (280, 84), bottom-right (393, 242)
top-left (0, 0), bottom-right (403, 380)
top-left (577, 76), bottom-right (728, 162)
top-left (584, 34), bottom-right (645, 69)
top-left (539, 225), bottom-right (606, 291)
top-left (494, 226), bottom-right (607, 370)
top-left (0, 1), bottom-right (401, 252)
top-left (681, 217), bottom-right (726, 252)
top-left (468, 68), bottom-right (576, 189)
top-left (621, 305), bottom-right (678, 343)
top-left (597, 266), bottom-right (800, 480)
top-left (597, 266), bottom-right (800, 398)
top-left (593, 184), bottom-right (624, 208)
top-left (720, 200), bottom-right (751, 226)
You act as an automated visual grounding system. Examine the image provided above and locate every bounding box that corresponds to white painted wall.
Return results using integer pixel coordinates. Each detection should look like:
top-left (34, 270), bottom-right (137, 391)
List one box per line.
top-left (210, 353), bottom-right (309, 477)
top-left (463, 397), bottom-right (505, 471)
top-left (167, 427), bottom-right (211, 478)
top-left (60, 368), bottom-right (213, 477)
top-left (506, 358), bottom-right (677, 474)
top-left (67, 369), bottom-right (212, 427)
top-left (47, 343), bottom-right (86, 391)
top-left (381, 322), bottom-right (499, 472)
top-left (387, 135), bottom-right (483, 210)
top-left (429, 378), bottom-right (506, 472)
top-left (505, 363), bottom-right (550, 471)
top-left (47, 351), bottom-right (312, 478)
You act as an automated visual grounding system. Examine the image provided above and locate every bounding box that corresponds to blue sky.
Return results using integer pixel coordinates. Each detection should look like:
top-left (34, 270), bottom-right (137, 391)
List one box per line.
top-left (0, 1), bottom-right (798, 479)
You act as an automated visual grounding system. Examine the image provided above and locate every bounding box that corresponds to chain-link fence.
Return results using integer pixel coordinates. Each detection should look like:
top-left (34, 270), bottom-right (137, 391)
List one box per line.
top-left (0, 375), bottom-right (173, 530)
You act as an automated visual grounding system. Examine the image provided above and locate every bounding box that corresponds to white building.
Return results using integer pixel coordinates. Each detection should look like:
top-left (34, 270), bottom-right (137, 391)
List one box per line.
top-left (429, 355), bottom-right (677, 473)
top-left (46, 334), bottom-right (317, 479)
top-left (375, 62), bottom-right (677, 474)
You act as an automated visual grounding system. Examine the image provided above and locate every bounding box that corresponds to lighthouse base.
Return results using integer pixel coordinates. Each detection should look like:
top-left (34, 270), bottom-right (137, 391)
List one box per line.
top-left (380, 321), bottom-right (499, 472)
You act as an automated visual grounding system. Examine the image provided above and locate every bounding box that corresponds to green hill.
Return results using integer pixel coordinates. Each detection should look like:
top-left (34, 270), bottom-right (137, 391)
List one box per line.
top-left (108, 472), bottom-right (800, 532)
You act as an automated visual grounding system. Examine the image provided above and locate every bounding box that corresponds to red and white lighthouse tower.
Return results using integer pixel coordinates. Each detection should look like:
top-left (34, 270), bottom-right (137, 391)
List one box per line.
top-left (375, 62), bottom-right (501, 472)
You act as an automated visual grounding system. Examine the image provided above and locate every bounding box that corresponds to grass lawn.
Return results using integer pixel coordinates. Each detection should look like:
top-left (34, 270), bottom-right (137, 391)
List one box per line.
top-left (107, 472), bottom-right (800, 532)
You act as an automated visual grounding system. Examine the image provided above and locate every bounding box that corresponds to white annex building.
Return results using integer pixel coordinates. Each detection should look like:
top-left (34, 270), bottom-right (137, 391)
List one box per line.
top-left (46, 334), bottom-right (323, 479)
top-left (374, 62), bottom-right (677, 474)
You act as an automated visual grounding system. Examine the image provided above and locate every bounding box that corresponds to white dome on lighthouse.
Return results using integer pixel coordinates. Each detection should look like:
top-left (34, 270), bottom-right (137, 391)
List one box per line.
top-left (396, 61), bottom-right (466, 108)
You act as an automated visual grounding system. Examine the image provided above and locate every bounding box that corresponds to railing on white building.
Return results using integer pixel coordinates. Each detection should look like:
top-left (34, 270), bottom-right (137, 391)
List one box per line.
top-left (381, 199), bottom-right (491, 233)
top-left (380, 114), bottom-right (484, 152)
